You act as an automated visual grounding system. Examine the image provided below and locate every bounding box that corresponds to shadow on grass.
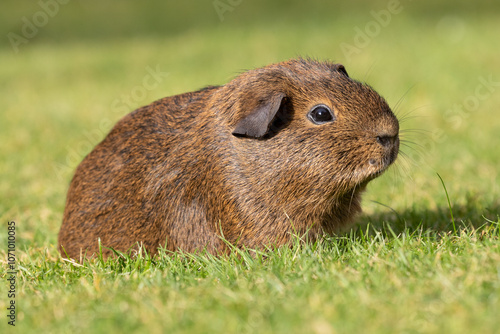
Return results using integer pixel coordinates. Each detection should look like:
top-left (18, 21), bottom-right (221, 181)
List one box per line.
top-left (358, 198), bottom-right (500, 237)
top-left (40, 197), bottom-right (500, 271)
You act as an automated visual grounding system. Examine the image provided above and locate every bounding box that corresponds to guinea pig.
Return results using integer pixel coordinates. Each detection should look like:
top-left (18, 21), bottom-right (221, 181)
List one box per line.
top-left (58, 58), bottom-right (399, 259)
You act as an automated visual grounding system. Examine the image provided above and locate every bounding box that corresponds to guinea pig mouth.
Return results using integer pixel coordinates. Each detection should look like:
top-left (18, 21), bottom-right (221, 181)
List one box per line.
top-left (350, 139), bottom-right (400, 186)
top-left (365, 152), bottom-right (398, 181)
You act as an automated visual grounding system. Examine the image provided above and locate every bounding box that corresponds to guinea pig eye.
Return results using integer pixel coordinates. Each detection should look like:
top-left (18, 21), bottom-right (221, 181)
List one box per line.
top-left (308, 105), bottom-right (335, 124)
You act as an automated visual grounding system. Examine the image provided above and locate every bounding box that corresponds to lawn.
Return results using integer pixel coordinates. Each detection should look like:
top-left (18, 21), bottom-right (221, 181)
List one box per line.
top-left (0, 1), bottom-right (499, 333)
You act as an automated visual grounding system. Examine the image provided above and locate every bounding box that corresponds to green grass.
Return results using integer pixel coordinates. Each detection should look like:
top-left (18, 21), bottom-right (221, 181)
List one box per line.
top-left (5, 227), bottom-right (500, 333)
top-left (1, 1), bottom-right (500, 333)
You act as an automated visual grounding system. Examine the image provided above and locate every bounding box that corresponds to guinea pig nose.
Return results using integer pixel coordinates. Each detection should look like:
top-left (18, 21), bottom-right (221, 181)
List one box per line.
top-left (376, 135), bottom-right (397, 148)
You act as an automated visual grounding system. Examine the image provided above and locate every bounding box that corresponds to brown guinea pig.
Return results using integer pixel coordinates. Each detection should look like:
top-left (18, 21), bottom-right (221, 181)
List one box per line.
top-left (58, 58), bottom-right (399, 259)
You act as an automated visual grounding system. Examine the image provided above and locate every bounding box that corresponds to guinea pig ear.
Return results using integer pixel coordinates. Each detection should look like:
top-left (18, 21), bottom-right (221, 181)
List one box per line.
top-left (232, 92), bottom-right (286, 138)
top-left (333, 64), bottom-right (349, 77)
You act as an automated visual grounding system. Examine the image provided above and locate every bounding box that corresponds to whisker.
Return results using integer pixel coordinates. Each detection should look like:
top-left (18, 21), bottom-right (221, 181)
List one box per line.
top-left (392, 163), bottom-right (411, 185)
top-left (392, 85), bottom-right (416, 115)
top-left (349, 181), bottom-right (358, 213)
top-left (395, 155), bottom-right (414, 178)
top-left (362, 60), bottom-right (378, 82)
top-left (397, 105), bottom-right (433, 124)
top-left (400, 143), bottom-right (418, 151)
top-left (400, 140), bottom-right (426, 151)
top-left (400, 128), bottom-right (430, 135)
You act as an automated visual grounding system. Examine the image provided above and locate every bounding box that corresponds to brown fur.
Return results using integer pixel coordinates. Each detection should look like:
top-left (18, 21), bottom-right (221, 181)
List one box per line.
top-left (58, 58), bottom-right (399, 259)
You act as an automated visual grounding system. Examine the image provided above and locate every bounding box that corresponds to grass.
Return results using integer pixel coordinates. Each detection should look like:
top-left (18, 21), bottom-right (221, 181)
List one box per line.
top-left (5, 226), bottom-right (500, 333)
top-left (1, 1), bottom-right (500, 333)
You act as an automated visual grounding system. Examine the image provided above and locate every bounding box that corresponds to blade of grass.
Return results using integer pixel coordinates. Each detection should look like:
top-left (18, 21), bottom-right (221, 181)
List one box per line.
top-left (437, 173), bottom-right (457, 235)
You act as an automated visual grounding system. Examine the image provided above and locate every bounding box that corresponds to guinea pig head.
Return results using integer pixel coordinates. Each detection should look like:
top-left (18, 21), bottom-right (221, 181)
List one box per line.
top-left (223, 59), bottom-right (399, 218)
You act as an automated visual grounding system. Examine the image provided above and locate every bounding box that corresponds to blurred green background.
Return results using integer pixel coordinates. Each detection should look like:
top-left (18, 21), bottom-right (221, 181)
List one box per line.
top-left (1, 0), bottom-right (499, 254)
top-left (1, 1), bottom-right (500, 333)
